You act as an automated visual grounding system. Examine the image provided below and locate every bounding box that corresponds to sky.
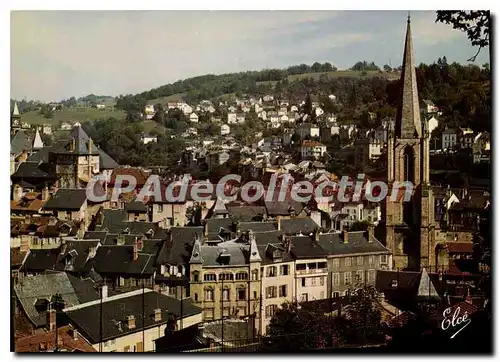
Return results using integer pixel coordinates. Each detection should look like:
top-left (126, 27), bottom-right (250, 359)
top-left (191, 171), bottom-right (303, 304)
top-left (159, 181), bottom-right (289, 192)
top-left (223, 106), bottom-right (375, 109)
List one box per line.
top-left (11, 10), bottom-right (490, 102)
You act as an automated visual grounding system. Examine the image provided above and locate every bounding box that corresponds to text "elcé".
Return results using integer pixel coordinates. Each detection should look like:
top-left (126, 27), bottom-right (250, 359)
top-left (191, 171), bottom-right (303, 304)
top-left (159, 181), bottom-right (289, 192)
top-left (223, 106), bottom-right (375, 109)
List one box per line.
top-left (441, 306), bottom-right (471, 339)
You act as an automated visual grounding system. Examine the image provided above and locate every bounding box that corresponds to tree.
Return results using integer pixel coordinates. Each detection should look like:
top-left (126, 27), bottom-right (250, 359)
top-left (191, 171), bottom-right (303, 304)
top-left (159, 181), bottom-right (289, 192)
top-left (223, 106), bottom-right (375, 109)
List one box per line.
top-left (436, 11), bottom-right (491, 61)
top-left (38, 104), bottom-right (54, 119)
top-left (383, 64), bottom-right (392, 72)
top-left (340, 284), bottom-right (385, 346)
top-left (302, 93), bottom-right (313, 117)
top-left (321, 62), bottom-right (335, 72)
top-left (263, 302), bottom-right (334, 352)
top-left (126, 110), bottom-right (142, 123)
top-left (311, 62), bottom-right (322, 73)
top-left (152, 103), bottom-right (165, 124)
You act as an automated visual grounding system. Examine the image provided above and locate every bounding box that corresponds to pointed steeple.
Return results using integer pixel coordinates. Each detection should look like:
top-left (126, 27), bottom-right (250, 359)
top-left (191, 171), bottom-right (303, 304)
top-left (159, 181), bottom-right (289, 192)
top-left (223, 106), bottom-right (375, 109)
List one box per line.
top-left (33, 128), bottom-right (44, 149)
top-left (395, 15), bottom-right (422, 139)
top-left (417, 268), bottom-right (440, 300)
top-left (12, 102), bottom-right (20, 117)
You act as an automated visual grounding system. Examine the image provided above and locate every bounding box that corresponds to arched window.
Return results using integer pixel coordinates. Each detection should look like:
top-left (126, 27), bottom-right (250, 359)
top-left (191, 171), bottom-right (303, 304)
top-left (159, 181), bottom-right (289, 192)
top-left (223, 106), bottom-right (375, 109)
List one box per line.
top-left (219, 273), bottom-right (234, 281)
top-left (205, 287), bottom-right (214, 301)
top-left (192, 271), bottom-right (199, 282)
top-left (403, 146), bottom-right (415, 183)
top-left (204, 273), bottom-right (217, 282)
top-left (235, 272), bottom-right (248, 280)
top-left (252, 269), bottom-right (259, 281)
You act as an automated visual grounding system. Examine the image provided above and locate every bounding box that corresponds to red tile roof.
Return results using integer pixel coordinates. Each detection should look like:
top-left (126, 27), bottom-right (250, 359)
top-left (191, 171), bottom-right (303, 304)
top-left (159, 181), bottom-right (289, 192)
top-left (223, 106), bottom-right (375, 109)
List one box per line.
top-left (15, 326), bottom-right (96, 352)
top-left (446, 242), bottom-right (473, 254)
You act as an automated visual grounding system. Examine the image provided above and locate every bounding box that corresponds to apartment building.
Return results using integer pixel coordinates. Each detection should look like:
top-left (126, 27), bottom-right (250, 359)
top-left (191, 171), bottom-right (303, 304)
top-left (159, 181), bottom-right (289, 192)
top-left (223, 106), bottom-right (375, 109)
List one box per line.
top-left (317, 227), bottom-right (392, 297)
top-left (189, 233), bottom-right (262, 328)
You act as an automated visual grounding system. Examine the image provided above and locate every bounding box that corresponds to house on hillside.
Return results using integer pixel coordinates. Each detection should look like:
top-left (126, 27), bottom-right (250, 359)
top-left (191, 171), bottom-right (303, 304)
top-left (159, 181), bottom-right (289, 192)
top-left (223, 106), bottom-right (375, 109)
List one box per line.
top-left (220, 124), bottom-right (230, 136)
top-left (301, 140), bottom-right (327, 159)
top-left (141, 133), bottom-right (157, 145)
top-left (190, 113), bottom-right (199, 123)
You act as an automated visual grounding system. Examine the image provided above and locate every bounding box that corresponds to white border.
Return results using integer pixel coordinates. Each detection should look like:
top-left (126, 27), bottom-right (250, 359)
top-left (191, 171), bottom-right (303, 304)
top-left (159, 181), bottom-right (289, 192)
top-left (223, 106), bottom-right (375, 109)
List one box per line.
top-left (3, 2), bottom-right (498, 362)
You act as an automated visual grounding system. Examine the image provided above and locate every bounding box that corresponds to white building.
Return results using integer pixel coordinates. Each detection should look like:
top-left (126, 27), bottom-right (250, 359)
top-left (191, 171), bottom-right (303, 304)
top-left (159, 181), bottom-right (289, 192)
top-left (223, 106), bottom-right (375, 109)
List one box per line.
top-left (227, 113), bottom-right (237, 124)
top-left (190, 113), bottom-right (199, 123)
top-left (221, 124), bottom-right (230, 136)
top-left (300, 140), bottom-right (327, 159)
top-left (141, 134), bottom-right (157, 144)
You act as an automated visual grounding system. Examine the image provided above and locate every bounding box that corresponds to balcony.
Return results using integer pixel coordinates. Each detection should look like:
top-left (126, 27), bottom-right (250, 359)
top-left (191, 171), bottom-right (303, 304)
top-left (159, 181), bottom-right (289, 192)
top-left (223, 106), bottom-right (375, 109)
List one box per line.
top-left (295, 268), bottom-right (328, 275)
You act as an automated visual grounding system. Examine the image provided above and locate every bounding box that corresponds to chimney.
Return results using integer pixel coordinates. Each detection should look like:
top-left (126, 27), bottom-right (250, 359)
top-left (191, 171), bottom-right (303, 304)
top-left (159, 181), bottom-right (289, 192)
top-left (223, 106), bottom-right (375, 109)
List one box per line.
top-left (42, 185), bottom-right (50, 201)
top-left (203, 221), bottom-right (208, 240)
top-left (47, 309), bottom-right (56, 331)
top-left (314, 228), bottom-right (320, 243)
top-left (72, 328), bottom-right (78, 341)
top-left (101, 284), bottom-right (108, 299)
top-left (133, 241), bottom-right (139, 260)
top-left (154, 308), bottom-right (162, 322)
top-left (13, 184), bottom-right (23, 202)
top-left (343, 230), bottom-right (349, 244)
top-left (135, 237), bottom-right (143, 252)
top-left (88, 138), bottom-right (92, 154)
top-left (276, 215), bottom-right (281, 231)
top-left (126, 315), bottom-right (136, 329)
top-left (71, 138), bottom-right (76, 151)
top-left (367, 224), bottom-right (374, 242)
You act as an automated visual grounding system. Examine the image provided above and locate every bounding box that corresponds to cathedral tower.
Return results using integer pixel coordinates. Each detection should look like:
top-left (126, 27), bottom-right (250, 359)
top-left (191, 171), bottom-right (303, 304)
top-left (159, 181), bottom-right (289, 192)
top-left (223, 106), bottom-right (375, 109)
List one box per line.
top-left (385, 16), bottom-right (435, 271)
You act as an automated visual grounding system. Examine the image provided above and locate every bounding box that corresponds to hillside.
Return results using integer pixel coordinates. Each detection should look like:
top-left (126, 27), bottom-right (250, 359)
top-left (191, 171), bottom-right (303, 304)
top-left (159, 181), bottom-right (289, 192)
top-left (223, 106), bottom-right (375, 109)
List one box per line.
top-left (20, 107), bottom-right (126, 125)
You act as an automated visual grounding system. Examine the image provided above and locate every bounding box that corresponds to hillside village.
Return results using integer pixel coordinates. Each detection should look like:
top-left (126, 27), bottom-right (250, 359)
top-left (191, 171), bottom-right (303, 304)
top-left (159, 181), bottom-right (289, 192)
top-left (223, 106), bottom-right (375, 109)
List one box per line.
top-left (10, 16), bottom-right (491, 353)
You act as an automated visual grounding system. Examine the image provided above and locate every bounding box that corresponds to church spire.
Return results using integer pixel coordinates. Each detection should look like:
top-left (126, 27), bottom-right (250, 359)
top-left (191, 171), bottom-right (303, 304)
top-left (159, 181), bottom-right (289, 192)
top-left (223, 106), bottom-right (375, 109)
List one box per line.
top-left (395, 15), bottom-right (422, 138)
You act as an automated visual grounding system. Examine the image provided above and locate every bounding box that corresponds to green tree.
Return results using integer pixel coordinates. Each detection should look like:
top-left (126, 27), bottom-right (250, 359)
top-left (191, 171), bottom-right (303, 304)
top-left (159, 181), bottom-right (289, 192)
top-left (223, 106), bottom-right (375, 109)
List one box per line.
top-left (436, 11), bottom-right (491, 61)
top-left (302, 93), bottom-right (313, 117)
top-left (311, 62), bottom-right (322, 73)
top-left (152, 103), bottom-right (165, 124)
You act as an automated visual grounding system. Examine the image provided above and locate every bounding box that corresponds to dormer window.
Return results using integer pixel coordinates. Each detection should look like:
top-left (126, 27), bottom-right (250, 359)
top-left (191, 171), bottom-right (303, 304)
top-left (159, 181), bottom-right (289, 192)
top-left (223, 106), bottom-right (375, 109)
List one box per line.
top-left (391, 280), bottom-right (398, 288)
top-left (123, 227), bottom-right (130, 234)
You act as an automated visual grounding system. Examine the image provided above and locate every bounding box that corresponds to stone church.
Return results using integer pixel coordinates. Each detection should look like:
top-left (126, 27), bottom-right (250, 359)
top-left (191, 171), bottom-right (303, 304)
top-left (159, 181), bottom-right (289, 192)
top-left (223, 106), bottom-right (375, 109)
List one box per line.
top-left (384, 16), bottom-right (436, 271)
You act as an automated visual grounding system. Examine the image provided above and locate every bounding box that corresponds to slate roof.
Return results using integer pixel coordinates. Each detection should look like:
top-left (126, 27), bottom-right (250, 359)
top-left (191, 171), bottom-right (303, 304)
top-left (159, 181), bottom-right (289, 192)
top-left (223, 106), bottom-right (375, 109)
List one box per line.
top-left (253, 230), bottom-right (283, 246)
top-left (289, 236), bottom-right (328, 259)
top-left (317, 231), bottom-right (389, 256)
top-left (204, 218), bottom-right (234, 239)
top-left (125, 201), bottom-right (149, 213)
top-left (11, 247), bottom-right (28, 268)
top-left (265, 201), bottom-right (304, 216)
top-left (198, 241), bottom-right (249, 267)
top-left (96, 209), bottom-right (157, 235)
top-left (50, 125), bottom-right (100, 156)
top-left (225, 204), bottom-right (266, 221)
top-left (22, 248), bottom-right (59, 272)
top-left (257, 243), bottom-right (294, 265)
top-left (203, 319), bottom-right (254, 342)
top-left (95, 209), bottom-right (127, 232)
top-left (83, 231), bottom-right (108, 244)
top-left (43, 188), bottom-right (87, 211)
top-left (237, 221), bottom-right (277, 233)
top-left (55, 240), bottom-right (100, 273)
top-left (93, 245), bottom-right (156, 276)
top-left (11, 161), bottom-right (57, 181)
top-left (156, 227), bottom-right (202, 265)
top-left (14, 272), bottom-right (98, 327)
top-left (63, 289), bottom-right (202, 344)
top-left (279, 217), bottom-right (319, 235)
top-left (11, 130), bottom-right (32, 155)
